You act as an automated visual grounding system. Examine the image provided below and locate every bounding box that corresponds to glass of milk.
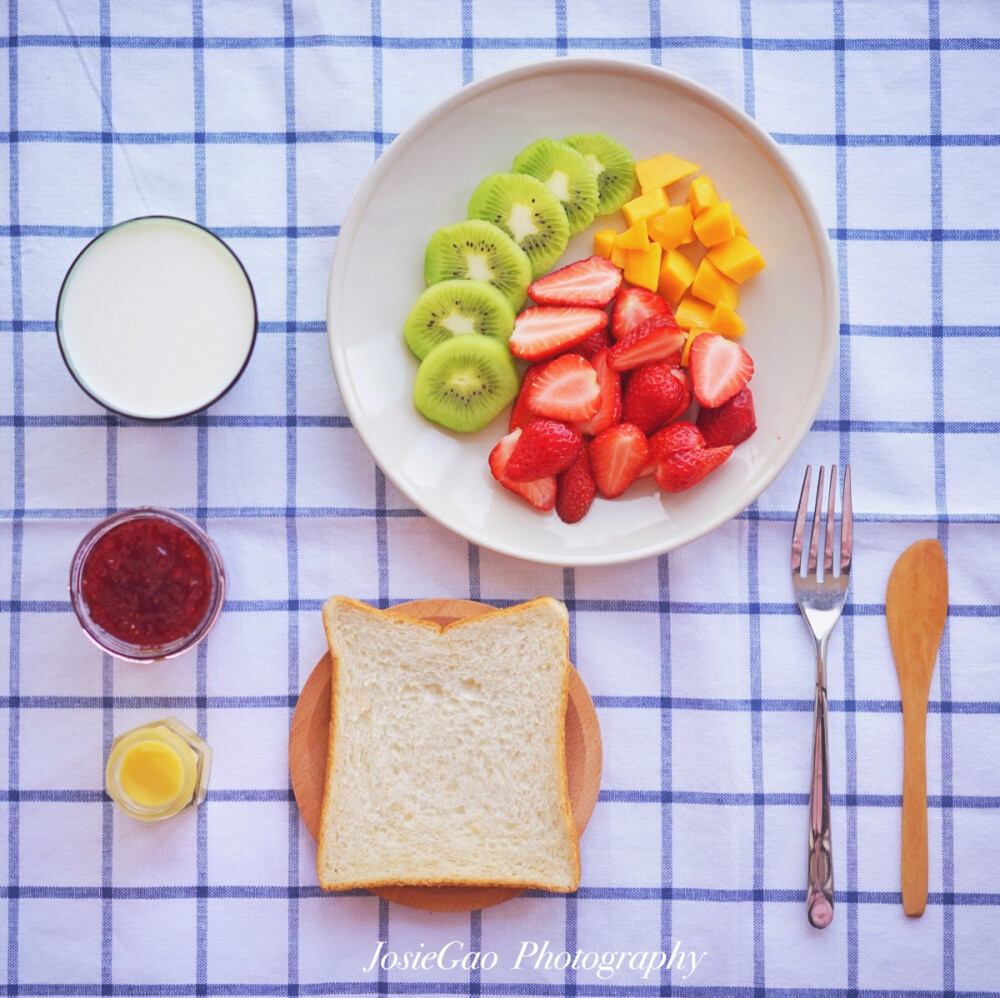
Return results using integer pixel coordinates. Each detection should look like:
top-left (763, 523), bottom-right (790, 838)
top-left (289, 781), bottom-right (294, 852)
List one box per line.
top-left (56, 216), bottom-right (258, 420)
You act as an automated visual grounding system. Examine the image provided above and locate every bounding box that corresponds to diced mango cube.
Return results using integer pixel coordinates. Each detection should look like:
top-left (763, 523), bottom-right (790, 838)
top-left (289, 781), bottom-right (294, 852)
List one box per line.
top-left (692, 200), bottom-right (736, 247)
top-left (673, 294), bottom-right (714, 331)
top-left (635, 152), bottom-right (699, 193)
top-left (709, 300), bottom-right (746, 338)
top-left (622, 187), bottom-right (670, 227)
top-left (615, 218), bottom-right (650, 251)
top-left (593, 227), bottom-right (617, 259)
top-left (623, 241), bottom-right (663, 293)
top-left (610, 241), bottom-right (629, 269)
top-left (691, 257), bottom-right (739, 310)
top-left (648, 205), bottom-right (694, 251)
top-left (687, 175), bottom-right (720, 215)
top-left (681, 326), bottom-right (710, 367)
top-left (706, 236), bottom-right (766, 284)
top-left (656, 249), bottom-right (696, 307)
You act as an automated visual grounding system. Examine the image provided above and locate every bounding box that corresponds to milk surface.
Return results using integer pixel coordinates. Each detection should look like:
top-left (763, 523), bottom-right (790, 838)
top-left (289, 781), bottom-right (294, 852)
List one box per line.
top-left (58, 217), bottom-right (256, 419)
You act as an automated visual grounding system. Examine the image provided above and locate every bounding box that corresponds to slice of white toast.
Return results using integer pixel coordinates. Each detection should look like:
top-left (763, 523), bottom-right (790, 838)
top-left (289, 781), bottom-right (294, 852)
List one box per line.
top-left (316, 596), bottom-right (580, 892)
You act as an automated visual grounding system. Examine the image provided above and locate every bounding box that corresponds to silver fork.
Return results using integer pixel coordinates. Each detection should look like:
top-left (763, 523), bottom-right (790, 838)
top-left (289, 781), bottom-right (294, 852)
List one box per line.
top-left (791, 464), bottom-right (853, 929)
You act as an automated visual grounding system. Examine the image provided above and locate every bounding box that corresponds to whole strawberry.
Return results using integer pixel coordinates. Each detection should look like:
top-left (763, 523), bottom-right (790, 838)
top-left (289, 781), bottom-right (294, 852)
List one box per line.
top-left (649, 420), bottom-right (705, 462)
top-left (555, 448), bottom-right (597, 524)
top-left (655, 445), bottom-right (733, 493)
top-left (505, 417), bottom-right (583, 482)
top-left (696, 386), bottom-right (757, 448)
top-left (623, 361), bottom-right (687, 436)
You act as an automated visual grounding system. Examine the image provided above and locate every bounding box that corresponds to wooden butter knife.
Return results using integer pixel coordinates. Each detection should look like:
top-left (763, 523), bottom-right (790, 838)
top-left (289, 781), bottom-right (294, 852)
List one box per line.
top-left (885, 539), bottom-right (948, 917)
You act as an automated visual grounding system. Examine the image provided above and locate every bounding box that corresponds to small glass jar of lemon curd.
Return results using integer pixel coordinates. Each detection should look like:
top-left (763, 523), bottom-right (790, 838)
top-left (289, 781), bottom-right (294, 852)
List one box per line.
top-left (106, 718), bottom-right (211, 821)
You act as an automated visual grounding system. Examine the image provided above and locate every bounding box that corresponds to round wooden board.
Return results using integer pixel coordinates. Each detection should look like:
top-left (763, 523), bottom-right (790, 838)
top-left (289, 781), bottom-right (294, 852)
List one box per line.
top-left (289, 598), bottom-right (603, 912)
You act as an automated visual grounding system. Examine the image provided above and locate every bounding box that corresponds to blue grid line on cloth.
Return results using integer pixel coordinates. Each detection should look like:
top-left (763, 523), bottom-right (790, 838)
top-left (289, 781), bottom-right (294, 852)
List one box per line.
top-left (191, 0), bottom-right (212, 991)
top-left (656, 553), bottom-right (672, 989)
top-left (830, 0), bottom-right (860, 989)
top-left (0, 320), bottom-right (990, 338)
top-left (4, 693), bottom-right (1000, 720)
top-left (279, 0), bottom-right (302, 991)
top-left (4, 419), bottom-right (1000, 445)
top-left (5, 0), bottom-right (25, 988)
top-left (737, 6), bottom-right (768, 988)
top-left (366, 5), bottom-right (396, 994)
top-left (96, 1), bottom-right (115, 994)
top-left (927, 3), bottom-right (957, 992)
top-left (3, 32), bottom-right (1000, 52)
top-left (458, 17), bottom-right (483, 991)
top-left (4, 882), bottom-right (1000, 905)
top-left (7, 131), bottom-right (1000, 147)
top-left (6, 223), bottom-right (1000, 243)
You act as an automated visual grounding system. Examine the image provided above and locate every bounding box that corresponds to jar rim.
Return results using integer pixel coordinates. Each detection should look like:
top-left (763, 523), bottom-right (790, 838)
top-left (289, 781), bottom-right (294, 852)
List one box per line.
top-left (69, 506), bottom-right (226, 662)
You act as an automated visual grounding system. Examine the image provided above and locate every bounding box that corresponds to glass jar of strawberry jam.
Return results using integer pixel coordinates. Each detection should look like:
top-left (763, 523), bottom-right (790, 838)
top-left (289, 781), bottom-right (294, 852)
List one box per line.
top-left (69, 507), bottom-right (225, 662)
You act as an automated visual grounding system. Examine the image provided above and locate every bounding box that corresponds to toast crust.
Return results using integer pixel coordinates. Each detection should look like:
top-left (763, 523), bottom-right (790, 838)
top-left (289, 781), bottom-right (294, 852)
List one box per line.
top-left (316, 596), bottom-right (580, 893)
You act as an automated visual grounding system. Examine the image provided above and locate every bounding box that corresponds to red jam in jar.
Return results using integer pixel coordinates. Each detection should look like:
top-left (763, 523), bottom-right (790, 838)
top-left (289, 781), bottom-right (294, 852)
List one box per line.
top-left (70, 508), bottom-right (225, 661)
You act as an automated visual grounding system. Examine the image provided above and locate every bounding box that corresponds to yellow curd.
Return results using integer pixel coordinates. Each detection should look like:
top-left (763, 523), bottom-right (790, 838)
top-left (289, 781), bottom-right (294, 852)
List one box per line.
top-left (106, 718), bottom-right (210, 821)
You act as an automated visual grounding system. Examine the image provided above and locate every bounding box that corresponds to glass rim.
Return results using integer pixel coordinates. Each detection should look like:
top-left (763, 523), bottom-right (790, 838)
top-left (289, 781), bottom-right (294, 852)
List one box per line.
top-left (55, 214), bottom-right (258, 423)
top-left (69, 506), bottom-right (226, 663)
top-left (105, 718), bottom-right (209, 820)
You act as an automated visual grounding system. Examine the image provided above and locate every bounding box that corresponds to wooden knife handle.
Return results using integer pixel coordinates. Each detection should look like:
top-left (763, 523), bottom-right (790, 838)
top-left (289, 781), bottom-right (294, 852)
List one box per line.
top-left (901, 704), bottom-right (929, 916)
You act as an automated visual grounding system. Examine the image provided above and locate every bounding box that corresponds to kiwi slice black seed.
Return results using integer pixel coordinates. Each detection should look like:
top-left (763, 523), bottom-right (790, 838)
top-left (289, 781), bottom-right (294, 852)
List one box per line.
top-left (413, 334), bottom-right (520, 433)
top-left (467, 172), bottom-right (570, 279)
top-left (562, 132), bottom-right (636, 215)
top-left (424, 219), bottom-right (533, 311)
top-left (512, 137), bottom-right (599, 237)
top-left (403, 279), bottom-right (516, 361)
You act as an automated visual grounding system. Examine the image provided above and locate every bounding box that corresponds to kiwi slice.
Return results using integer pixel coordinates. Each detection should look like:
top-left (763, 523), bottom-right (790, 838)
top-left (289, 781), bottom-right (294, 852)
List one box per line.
top-left (512, 138), bottom-right (599, 237)
top-left (414, 334), bottom-right (520, 433)
top-left (403, 279), bottom-right (516, 361)
top-left (467, 172), bottom-right (570, 279)
top-left (562, 132), bottom-right (636, 216)
top-left (424, 219), bottom-right (532, 311)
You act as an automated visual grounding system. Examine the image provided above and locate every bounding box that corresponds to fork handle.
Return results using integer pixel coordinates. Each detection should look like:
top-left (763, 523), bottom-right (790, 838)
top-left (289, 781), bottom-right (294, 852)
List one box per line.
top-left (807, 676), bottom-right (834, 928)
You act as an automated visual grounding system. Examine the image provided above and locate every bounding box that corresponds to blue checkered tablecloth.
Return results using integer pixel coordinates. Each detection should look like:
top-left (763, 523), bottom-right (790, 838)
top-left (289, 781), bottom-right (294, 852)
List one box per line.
top-left (2, 0), bottom-right (999, 993)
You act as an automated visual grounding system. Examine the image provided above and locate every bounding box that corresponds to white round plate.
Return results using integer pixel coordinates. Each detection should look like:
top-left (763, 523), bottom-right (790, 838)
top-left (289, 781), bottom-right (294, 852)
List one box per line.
top-left (327, 58), bottom-right (837, 566)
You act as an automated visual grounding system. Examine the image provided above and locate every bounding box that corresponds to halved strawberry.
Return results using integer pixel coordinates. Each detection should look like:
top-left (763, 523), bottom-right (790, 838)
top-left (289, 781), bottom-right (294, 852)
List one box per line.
top-left (489, 428), bottom-right (557, 510)
top-left (688, 332), bottom-right (754, 408)
top-left (508, 306), bottom-right (608, 362)
top-left (528, 255), bottom-right (623, 308)
top-left (555, 448), bottom-right (597, 524)
top-left (608, 314), bottom-right (685, 372)
top-left (589, 422), bottom-right (650, 498)
top-left (696, 386), bottom-right (757, 447)
top-left (611, 286), bottom-right (674, 340)
top-left (576, 348), bottom-right (622, 437)
top-left (649, 420), bottom-right (705, 462)
top-left (654, 445), bottom-right (733, 493)
top-left (523, 353), bottom-right (601, 422)
top-left (505, 417), bottom-right (583, 482)
top-left (622, 361), bottom-right (687, 436)
top-left (508, 362), bottom-right (547, 432)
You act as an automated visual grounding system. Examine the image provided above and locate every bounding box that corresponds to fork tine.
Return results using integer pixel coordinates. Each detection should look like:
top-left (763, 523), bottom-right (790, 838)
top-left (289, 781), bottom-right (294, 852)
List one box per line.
top-left (791, 465), bottom-right (812, 573)
top-left (840, 465), bottom-right (853, 574)
top-left (807, 466), bottom-right (825, 577)
top-left (824, 464), bottom-right (837, 578)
